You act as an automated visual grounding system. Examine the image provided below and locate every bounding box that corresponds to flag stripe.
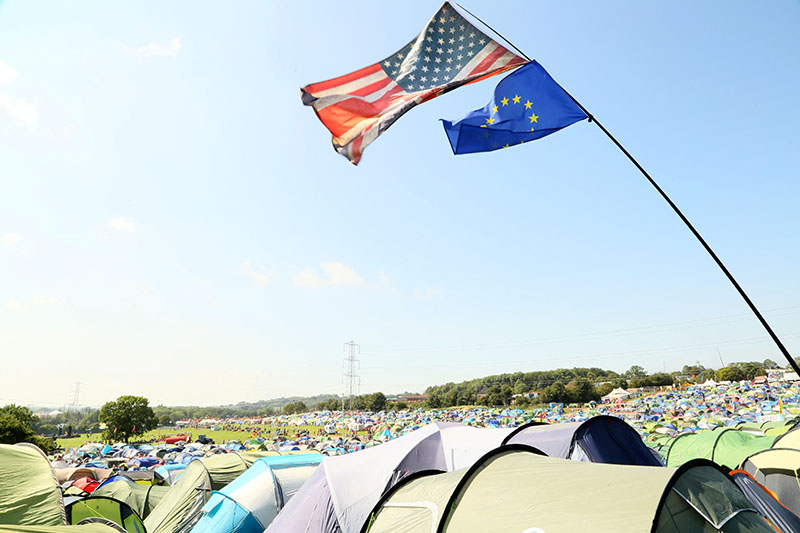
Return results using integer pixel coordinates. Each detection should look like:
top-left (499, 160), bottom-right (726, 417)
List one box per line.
top-left (316, 85), bottom-right (409, 138)
top-left (470, 46), bottom-right (515, 77)
top-left (309, 68), bottom-right (389, 100)
top-left (487, 52), bottom-right (526, 73)
top-left (304, 63), bottom-right (383, 94)
top-left (314, 76), bottom-right (396, 111)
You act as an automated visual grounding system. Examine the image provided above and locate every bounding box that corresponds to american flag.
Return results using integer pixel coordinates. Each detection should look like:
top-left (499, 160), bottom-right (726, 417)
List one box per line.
top-left (301, 2), bottom-right (527, 165)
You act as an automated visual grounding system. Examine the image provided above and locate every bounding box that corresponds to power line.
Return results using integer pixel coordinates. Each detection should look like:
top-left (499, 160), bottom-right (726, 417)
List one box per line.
top-left (361, 305), bottom-right (800, 356)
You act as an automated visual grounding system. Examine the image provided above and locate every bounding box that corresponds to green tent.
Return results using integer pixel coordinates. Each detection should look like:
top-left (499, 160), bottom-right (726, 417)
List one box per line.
top-left (363, 446), bottom-right (772, 532)
top-left (665, 428), bottom-right (777, 468)
top-left (0, 525), bottom-right (121, 533)
top-left (66, 496), bottom-right (145, 533)
top-left (144, 452), bottom-right (269, 533)
top-left (93, 478), bottom-right (170, 519)
top-left (0, 443), bottom-right (64, 526)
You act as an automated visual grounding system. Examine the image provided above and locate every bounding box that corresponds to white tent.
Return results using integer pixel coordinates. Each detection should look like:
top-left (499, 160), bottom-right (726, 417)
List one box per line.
top-left (602, 388), bottom-right (631, 401)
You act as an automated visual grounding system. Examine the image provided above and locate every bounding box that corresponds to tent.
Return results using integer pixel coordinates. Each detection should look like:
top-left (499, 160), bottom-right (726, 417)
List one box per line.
top-left (265, 422), bottom-right (516, 533)
top-left (664, 427), bottom-right (777, 468)
top-left (144, 452), bottom-right (270, 533)
top-left (0, 525), bottom-right (121, 533)
top-left (502, 416), bottom-right (663, 465)
top-left (741, 448), bottom-right (800, 515)
top-left (362, 445), bottom-right (773, 533)
top-left (94, 476), bottom-right (170, 519)
top-left (65, 496), bottom-right (146, 533)
top-left (0, 443), bottom-right (65, 526)
top-left (55, 468), bottom-right (113, 485)
top-left (154, 464), bottom-right (187, 486)
top-left (602, 387), bottom-right (632, 401)
top-left (730, 469), bottom-right (800, 532)
top-left (772, 425), bottom-right (800, 450)
top-left (189, 454), bottom-right (324, 533)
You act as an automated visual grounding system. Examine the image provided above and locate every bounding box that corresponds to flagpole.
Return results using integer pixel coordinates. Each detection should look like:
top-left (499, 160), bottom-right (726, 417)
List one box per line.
top-left (566, 98), bottom-right (800, 376)
top-left (454, 2), bottom-right (800, 375)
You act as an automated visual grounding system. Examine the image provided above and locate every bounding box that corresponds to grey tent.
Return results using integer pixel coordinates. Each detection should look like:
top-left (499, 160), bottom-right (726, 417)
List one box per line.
top-left (363, 445), bottom-right (773, 533)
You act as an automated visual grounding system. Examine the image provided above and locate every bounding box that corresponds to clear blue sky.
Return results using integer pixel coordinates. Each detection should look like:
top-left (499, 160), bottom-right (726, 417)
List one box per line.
top-left (1, 1), bottom-right (799, 407)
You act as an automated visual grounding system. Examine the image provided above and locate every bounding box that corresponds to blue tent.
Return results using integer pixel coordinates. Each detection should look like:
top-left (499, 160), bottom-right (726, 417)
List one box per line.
top-left (190, 454), bottom-right (323, 533)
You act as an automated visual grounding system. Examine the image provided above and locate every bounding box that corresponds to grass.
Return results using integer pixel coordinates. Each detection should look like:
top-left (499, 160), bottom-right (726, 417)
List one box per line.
top-left (55, 424), bottom-right (371, 451)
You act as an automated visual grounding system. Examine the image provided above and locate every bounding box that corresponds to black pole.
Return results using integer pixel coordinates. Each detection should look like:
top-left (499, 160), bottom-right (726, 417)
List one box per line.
top-left (454, 2), bottom-right (799, 374)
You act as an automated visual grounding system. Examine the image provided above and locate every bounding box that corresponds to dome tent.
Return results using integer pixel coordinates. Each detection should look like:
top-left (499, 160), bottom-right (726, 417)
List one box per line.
top-left (189, 454), bottom-right (323, 533)
top-left (65, 496), bottom-right (145, 533)
top-left (144, 452), bottom-right (270, 533)
top-left (93, 476), bottom-right (170, 519)
top-left (502, 415), bottom-right (663, 465)
top-left (362, 445), bottom-right (773, 533)
top-left (741, 448), bottom-right (800, 515)
top-left (730, 469), bottom-right (800, 532)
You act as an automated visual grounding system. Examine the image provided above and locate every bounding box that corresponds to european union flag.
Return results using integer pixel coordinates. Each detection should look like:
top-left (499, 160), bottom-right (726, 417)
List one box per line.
top-left (441, 61), bottom-right (587, 154)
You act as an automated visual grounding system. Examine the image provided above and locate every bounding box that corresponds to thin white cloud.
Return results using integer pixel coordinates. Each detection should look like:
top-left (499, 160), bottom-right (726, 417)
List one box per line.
top-left (126, 36), bottom-right (182, 61)
top-left (139, 282), bottom-right (159, 297)
top-left (0, 92), bottom-right (39, 128)
top-left (5, 298), bottom-right (23, 310)
top-left (108, 216), bottom-right (136, 234)
top-left (0, 233), bottom-right (21, 247)
top-left (0, 60), bottom-right (19, 85)
top-left (0, 60), bottom-right (39, 129)
top-left (292, 262), bottom-right (367, 288)
top-left (240, 261), bottom-right (272, 288)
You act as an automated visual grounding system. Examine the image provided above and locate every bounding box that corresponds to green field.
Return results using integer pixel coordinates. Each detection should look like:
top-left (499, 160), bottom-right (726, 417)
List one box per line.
top-left (55, 424), bottom-right (369, 451)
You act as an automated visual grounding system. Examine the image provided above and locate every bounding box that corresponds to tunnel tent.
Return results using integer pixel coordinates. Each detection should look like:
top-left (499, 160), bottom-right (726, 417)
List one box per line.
top-left (502, 415), bottom-right (663, 466)
top-left (65, 496), bottom-right (145, 533)
top-left (190, 453), bottom-right (325, 533)
top-left (664, 428), bottom-right (777, 468)
top-left (0, 525), bottom-right (122, 533)
top-left (363, 446), bottom-right (772, 533)
top-left (144, 452), bottom-right (268, 533)
top-left (741, 448), bottom-right (800, 515)
top-left (730, 469), bottom-right (800, 533)
top-left (771, 425), bottom-right (800, 450)
top-left (93, 476), bottom-right (170, 519)
top-left (0, 443), bottom-right (65, 526)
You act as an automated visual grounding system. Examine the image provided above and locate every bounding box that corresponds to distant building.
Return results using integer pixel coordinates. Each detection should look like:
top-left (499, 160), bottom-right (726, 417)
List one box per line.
top-left (398, 394), bottom-right (429, 403)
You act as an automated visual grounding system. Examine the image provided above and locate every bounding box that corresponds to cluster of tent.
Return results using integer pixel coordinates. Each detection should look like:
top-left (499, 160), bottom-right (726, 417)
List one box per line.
top-left (4, 390), bottom-right (800, 532)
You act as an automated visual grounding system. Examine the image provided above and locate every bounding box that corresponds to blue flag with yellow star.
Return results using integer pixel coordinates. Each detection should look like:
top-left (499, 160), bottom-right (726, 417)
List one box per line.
top-left (441, 61), bottom-right (587, 154)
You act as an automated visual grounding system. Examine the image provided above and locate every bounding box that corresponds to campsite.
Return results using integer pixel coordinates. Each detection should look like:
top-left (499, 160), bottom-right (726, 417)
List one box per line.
top-left (5, 371), bottom-right (800, 531)
top-left (3, 0), bottom-right (800, 531)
